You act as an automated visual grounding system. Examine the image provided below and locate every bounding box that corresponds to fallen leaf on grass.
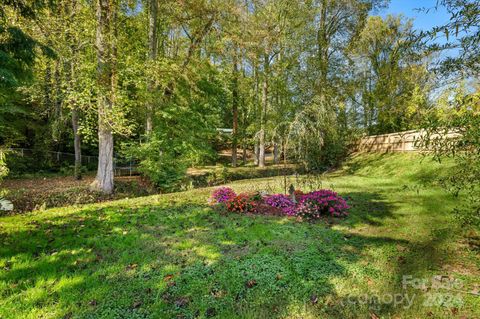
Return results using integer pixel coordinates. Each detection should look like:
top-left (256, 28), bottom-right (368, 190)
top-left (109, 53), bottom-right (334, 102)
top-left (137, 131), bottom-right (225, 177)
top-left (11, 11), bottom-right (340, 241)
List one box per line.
top-left (210, 288), bottom-right (226, 298)
top-left (246, 279), bottom-right (257, 288)
top-left (126, 263), bottom-right (138, 271)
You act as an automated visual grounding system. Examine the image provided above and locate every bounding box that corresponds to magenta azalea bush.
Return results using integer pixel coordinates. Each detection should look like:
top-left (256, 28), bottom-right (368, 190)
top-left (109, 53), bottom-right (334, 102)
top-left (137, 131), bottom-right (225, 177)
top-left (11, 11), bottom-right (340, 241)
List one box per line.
top-left (296, 190), bottom-right (349, 218)
top-left (210, 187), bottom-right (349, 220)
top-left (210, 187), bottom-right (236, 203)
top-left (264, 194), bottom-right (296, 216)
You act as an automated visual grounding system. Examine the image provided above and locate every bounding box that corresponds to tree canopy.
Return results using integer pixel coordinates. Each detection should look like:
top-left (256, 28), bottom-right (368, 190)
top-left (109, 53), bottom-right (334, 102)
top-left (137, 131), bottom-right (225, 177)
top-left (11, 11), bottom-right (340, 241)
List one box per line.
top-left (0, 0), bottom-right (477, 193)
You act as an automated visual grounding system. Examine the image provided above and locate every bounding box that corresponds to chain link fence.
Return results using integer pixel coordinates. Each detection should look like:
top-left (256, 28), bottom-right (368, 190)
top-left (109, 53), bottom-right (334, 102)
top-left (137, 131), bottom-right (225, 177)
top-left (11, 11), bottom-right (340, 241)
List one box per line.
top-left (6, 148), bottom-right (137, 176)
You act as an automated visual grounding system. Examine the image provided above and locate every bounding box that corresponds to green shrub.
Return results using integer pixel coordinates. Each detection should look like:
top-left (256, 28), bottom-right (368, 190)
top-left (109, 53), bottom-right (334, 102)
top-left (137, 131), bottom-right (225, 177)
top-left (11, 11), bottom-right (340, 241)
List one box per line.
top-left (419, 92), bottom-right (480, 226)
top-left (0, 149), bottom-right (7, 181)
top-left (123, 135), bottom-right (188, 192)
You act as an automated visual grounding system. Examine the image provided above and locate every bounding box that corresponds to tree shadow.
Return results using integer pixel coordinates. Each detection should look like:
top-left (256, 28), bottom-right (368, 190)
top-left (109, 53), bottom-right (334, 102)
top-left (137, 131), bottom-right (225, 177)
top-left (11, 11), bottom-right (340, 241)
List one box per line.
top-left (342, 191), bottom-right (398, 227)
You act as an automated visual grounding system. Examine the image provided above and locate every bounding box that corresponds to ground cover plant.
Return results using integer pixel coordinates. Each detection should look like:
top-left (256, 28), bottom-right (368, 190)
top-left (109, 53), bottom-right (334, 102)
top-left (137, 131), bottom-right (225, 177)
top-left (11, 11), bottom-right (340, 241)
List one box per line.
top-left (0, 153), bottom-right (479, 319)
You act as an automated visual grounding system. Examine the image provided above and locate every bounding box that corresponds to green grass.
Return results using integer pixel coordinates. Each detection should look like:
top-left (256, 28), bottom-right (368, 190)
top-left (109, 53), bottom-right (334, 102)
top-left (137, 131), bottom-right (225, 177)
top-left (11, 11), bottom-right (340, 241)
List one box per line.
top-left (1, 153), bottom-right (478, 318)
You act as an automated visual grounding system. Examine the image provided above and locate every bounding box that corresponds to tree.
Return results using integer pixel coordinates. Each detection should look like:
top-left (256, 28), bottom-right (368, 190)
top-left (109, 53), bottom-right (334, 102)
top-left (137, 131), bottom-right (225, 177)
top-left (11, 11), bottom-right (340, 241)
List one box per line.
top-left (0, 0), bottom-right (53, 143)
top-left (352, 15), bottom-right (432, 133)
top-left (90, 0), bottom-right (117, 194)
top-left (418, 0), bottom-right (480, 225)
top-left (145, 0), bottom-right (158, 134)
top-left (231, 53), bottom-right (239, 167)
top-left (245, 0), bottom-right (294, 167)
top-left (284, 0), bottom-right (386, 169)
top-left (424, 0), bottom-right (480, 77)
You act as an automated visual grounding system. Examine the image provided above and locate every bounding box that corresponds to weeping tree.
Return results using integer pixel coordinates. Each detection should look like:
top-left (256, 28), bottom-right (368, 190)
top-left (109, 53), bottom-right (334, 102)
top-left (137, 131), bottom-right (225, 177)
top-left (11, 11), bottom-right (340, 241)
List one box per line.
top-left (286, 99), bottom-right (347, 171)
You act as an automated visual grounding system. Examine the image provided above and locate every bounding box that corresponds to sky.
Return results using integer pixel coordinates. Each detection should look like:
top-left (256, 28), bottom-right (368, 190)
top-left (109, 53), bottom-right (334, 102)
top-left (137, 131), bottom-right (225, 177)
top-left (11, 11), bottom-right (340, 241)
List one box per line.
top-left (380, 0), bottom-right (459, 58)
top-left (380, 0), bottom-right (451, 31)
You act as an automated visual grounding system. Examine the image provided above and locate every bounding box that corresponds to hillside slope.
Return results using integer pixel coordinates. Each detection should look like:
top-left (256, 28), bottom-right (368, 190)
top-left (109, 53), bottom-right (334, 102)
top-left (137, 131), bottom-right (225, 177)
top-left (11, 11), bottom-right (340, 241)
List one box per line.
top-left (0, 153), bottom-right (478, 318)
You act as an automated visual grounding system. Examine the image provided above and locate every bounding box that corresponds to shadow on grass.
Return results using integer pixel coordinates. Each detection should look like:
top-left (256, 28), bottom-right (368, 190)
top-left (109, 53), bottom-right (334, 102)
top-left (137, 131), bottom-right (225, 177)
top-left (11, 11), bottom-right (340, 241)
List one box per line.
top-left (342, 191), bottom-right (397, 227)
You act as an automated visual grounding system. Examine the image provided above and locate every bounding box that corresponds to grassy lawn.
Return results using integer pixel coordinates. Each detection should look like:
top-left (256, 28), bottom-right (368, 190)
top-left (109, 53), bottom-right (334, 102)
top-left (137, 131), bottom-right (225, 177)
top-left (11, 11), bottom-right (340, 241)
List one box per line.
top-left (0, 153), bottom-right (478, 318)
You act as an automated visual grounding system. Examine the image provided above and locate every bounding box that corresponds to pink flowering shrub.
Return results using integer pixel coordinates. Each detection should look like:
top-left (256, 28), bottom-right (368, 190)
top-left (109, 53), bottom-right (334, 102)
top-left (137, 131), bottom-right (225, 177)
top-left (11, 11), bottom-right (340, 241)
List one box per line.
top-left (210, 187), bottom-right (236, 204)
top-left (209, 188), bottom-right (349, 220)
top-left (264, 194), bottom-right (296, 216)
top-left (296, 190), bottom-right (349, 219)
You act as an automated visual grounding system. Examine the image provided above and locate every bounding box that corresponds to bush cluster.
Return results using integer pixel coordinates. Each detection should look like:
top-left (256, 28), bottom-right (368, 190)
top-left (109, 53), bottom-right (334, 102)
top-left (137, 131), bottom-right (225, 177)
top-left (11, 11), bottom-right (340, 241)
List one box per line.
top-left (225, 193), bottom-right (257, 214)
top-left (264, 194), bottom-right (296, 216)
top-left (209, 187), bottom-right (349, 219)
top-left (209, 187), bottom-right (236, 203)
top-left (296, 190), bottom-right (350, 218)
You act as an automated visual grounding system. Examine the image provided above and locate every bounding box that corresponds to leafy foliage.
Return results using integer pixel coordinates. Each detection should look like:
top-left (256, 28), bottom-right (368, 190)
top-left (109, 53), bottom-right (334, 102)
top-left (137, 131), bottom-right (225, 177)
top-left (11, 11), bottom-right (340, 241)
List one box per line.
top-left (423, 0), bottom-right (480, 77)
top-left (352, 15), bottom-right (431, 134)
top-left (0, 149), bottom-right (7, 181)
top-left (418, 90), bottom-right (480, 225)
top-left (124, 134), bottom-right (188, 192)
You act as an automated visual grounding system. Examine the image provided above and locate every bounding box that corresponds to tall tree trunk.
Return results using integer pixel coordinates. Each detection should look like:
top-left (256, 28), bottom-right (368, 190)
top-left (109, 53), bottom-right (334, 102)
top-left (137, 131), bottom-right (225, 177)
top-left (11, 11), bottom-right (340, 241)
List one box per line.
top-left (54, 60), bottom-right (62, 119)
top-left (69, 0), bottom-right (81, 180)
top-left (231, 54), bottom-right (239, 167)
top-left (44, 62), bottom-right (52, 112)
top-left (241, 66), bottom-right (247, 166)
top-left (242, 104), bottom-right (247, 166)
top-left (317, 0), bottom-right (328, 98)
top-left (258, 128), bottom-right (265, 167)
top-left (146, 0), bottom-right (158, 134)
top-left (72, 107), bottom-right (82, 180)
top-left (91, 0), bottom-right (114, 194)
top-left (69, 52), bottom-right (82, 180)
top-left (242, 141), bottom-right (247, 165)
top-left (273, 142), bottom-right (279, 164)
top-left (258, 54), bottom-right (269, 168)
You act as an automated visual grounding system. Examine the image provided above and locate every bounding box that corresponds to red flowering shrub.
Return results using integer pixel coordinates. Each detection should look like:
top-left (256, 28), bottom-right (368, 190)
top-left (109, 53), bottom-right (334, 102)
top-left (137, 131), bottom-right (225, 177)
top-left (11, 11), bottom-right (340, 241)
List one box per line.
top-left (225, 193), bottom-right (257, 214)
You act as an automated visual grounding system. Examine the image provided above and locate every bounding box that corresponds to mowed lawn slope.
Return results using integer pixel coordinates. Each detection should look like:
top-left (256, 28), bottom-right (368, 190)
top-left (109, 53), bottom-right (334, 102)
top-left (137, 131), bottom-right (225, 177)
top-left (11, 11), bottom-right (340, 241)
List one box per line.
top-left (0, 153), bottom-right (478, 318)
